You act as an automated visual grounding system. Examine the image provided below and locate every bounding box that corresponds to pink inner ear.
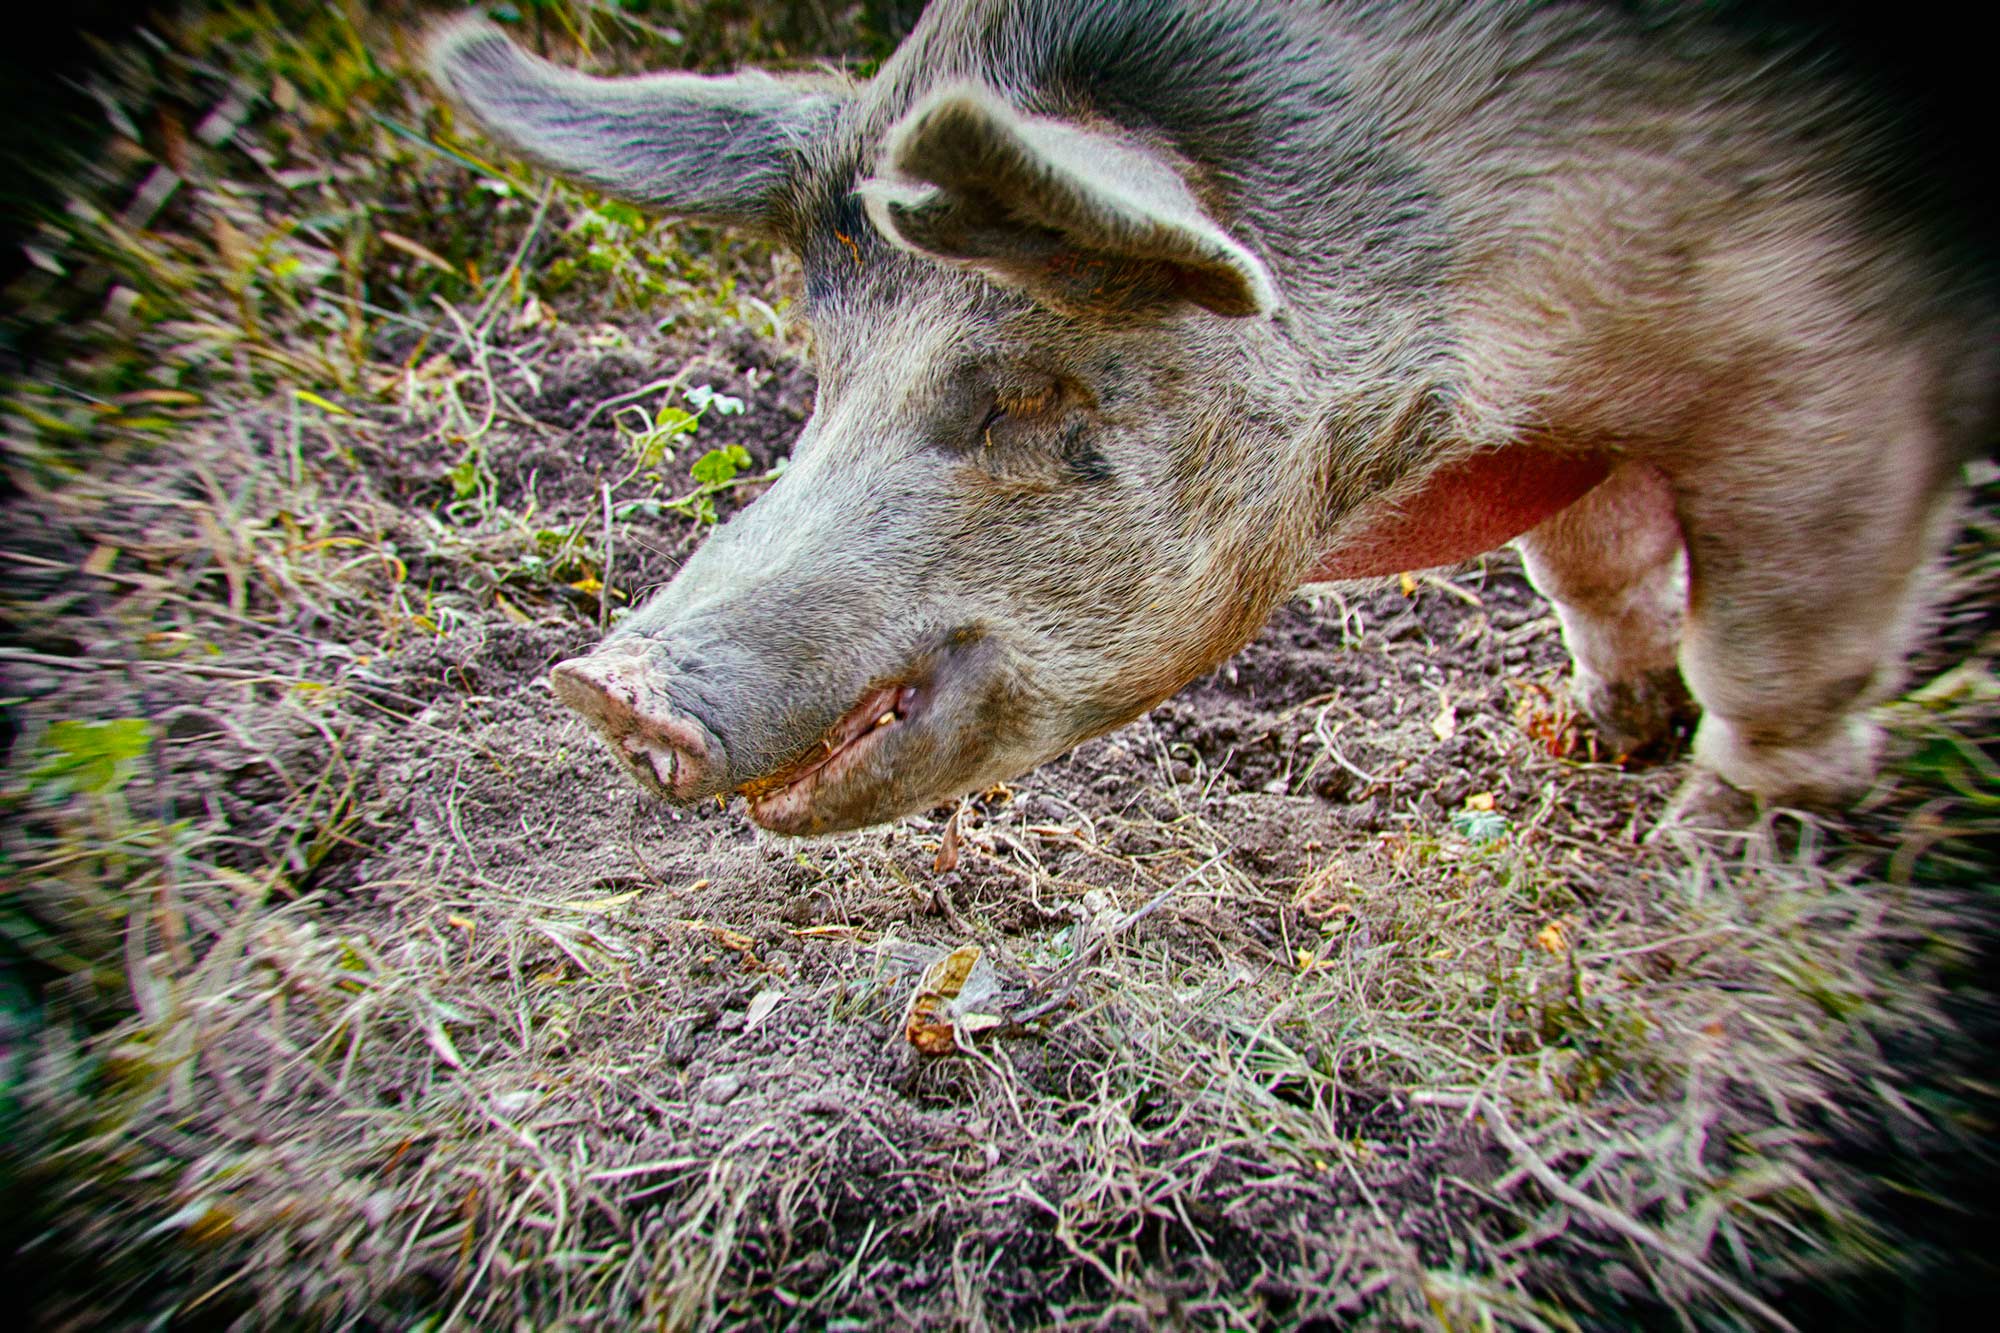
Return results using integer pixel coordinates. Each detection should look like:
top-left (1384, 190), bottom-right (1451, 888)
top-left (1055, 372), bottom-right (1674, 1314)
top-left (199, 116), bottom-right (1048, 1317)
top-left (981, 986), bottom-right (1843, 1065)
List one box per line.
top-left (1307, 447), bottom-right (1611, 582)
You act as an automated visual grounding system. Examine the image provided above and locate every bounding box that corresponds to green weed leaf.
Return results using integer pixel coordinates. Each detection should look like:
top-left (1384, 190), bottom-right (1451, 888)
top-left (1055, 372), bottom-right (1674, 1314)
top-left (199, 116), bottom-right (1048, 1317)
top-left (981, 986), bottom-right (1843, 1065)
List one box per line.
top-left (1451, 809), bottom-right (1510, 844)
top-left (690, 445), bottom-right (752, 489)
top-left (445, 457), bottom-right (480, 499)
top-left (31, 718), bottom-right (152, 797)
top-left (654, 406), bottom-right (700, 438)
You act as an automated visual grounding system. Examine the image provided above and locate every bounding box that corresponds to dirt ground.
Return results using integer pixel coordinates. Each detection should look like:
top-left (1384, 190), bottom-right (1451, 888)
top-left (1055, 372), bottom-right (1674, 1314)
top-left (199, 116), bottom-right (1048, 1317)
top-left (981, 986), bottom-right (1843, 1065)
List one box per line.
top-left (2, 5), bottom-right (1997, 1331)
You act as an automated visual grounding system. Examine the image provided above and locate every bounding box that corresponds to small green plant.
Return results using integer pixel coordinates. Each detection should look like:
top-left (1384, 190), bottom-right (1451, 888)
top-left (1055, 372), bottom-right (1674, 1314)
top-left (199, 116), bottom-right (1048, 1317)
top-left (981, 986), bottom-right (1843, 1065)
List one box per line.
top-left (4, 716), bottom-right (183, 1034)
top-left (1451, 807), bottom-right (1509, 844)
top-left (444, 452), bottom-right (485, 502)
top-left (27, 719), bottom-right (152, 802)
top-left (684, 445), bottom-right (753, 511)
top-left (618, 401), bottom-right (703, 472)
top-left (612, 383), bottom-right (765, 524)
top-left (675, 444), bottom-right (759, 524)
top-left (541, 197), bottom-right (743, 313)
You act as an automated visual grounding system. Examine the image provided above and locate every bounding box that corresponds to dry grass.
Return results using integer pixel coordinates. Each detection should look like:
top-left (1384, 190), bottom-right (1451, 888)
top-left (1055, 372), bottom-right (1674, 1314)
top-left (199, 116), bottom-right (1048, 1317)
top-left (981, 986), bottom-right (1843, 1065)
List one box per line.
top-left (3, 3), bottom-right (1996, 1330)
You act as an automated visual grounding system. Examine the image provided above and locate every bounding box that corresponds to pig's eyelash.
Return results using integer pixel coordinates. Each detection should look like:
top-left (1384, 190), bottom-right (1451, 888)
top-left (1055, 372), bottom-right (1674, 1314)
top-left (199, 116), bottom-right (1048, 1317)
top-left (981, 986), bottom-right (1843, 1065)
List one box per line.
top-left (979, 386), bottom-right (1058, 443)
top-left (995, 386), bottom-right (1057, 419)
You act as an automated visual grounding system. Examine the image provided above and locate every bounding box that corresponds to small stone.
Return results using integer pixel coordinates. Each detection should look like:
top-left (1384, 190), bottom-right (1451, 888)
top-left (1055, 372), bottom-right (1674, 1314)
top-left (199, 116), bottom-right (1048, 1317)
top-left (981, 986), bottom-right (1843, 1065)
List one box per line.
top-left (698, 1073), bottom-right (745, 1105)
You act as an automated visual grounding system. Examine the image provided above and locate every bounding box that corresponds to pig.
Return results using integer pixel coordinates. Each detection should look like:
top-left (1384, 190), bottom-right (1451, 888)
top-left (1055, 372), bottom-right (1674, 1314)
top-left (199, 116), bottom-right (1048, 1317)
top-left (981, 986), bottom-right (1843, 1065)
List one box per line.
top-left (427, 1), bottom-right (1992, 835)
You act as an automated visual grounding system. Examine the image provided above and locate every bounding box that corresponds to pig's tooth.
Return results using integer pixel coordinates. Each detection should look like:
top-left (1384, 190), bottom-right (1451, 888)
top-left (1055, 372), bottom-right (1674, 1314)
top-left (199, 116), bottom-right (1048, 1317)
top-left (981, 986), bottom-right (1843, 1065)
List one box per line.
top-left (876, 712), bottom-right (896, 728)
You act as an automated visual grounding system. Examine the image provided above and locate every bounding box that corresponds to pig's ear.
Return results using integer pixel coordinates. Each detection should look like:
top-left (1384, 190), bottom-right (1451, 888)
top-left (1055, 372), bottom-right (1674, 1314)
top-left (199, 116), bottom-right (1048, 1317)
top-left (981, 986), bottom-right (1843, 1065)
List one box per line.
top-left (426, 19), bottom-right (844, 235)
top-left (861, 85), bottom-right (1277, 318)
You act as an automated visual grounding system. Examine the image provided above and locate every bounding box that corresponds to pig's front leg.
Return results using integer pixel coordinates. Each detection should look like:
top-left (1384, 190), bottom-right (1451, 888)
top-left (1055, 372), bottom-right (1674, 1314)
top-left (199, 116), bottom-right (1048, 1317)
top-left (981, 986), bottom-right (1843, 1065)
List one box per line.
top-left (1666, 362), bottom-right (1966, 823)
top-left (1516, 461), bottom-right (1691, 757)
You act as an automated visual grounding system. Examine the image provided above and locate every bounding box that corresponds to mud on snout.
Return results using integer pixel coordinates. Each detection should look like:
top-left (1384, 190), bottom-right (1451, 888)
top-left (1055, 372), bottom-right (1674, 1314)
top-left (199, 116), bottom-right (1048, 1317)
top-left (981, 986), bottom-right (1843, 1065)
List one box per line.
top-left (550, 626), bottom-right (1034, 835)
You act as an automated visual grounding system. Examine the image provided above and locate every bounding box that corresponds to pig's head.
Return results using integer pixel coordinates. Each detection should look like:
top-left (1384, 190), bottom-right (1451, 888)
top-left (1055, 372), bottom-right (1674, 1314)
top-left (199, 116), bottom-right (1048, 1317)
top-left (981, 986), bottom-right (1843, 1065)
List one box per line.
top-left (429, 19), bottom-right (1350, 834)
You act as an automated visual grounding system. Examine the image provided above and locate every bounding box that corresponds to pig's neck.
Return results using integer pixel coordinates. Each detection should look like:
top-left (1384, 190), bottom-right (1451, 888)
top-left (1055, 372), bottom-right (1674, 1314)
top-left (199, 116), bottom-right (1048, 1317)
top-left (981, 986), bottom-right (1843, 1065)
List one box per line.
top-left (1306, 447), bottom-right (1609, 582)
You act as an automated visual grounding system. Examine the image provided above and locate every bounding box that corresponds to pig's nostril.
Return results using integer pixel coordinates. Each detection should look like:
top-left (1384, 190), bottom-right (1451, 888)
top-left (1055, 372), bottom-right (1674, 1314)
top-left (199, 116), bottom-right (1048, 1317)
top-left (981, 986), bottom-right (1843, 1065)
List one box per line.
top-left (615, 731), bottom-right (682, 790)
top-left (550, 648), bottom-right (721, 800)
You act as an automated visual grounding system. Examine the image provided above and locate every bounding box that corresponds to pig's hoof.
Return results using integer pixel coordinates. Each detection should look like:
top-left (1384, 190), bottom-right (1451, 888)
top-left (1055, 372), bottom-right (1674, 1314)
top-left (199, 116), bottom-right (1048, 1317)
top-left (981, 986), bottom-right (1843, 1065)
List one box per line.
top-left (1649, 769), bottom-right (1759, 842)
top-left (1690, 714), bottom-right (1880, 811)
top-left (1573, 665), bottom-right (1692, 758)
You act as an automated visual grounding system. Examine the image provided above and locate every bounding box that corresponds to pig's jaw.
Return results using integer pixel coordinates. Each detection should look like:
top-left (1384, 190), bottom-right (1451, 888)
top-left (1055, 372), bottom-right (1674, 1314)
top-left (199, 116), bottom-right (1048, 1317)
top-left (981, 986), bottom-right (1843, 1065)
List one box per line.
top-left (740, 680), bottom-right (927, 834)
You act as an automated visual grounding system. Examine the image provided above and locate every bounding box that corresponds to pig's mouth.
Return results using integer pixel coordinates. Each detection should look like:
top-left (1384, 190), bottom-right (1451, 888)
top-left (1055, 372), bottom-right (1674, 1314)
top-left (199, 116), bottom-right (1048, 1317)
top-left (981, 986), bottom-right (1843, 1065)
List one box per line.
top-left (738, 680), bottom-right (926, 833)
top-left (554, 627), bottom-right (1006, 835)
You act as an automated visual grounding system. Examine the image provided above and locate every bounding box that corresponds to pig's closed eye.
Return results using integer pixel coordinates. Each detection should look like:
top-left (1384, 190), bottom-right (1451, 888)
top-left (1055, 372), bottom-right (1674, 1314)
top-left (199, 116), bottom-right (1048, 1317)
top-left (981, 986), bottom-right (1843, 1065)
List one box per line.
top-left (980, 386), bottom-right (1059, 438)
top-left (967, 383), bottom-right (1110, 485)
top-left (996, 386), bottom-right (1057, 419)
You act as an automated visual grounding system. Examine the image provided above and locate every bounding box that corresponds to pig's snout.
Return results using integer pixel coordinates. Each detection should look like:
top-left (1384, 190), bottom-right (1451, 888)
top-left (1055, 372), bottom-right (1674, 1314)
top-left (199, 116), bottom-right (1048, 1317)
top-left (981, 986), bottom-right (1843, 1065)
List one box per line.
top-left (551, 639), bottom-right (724, 801)
top-left (548, 618), bottom-right (1023, 833)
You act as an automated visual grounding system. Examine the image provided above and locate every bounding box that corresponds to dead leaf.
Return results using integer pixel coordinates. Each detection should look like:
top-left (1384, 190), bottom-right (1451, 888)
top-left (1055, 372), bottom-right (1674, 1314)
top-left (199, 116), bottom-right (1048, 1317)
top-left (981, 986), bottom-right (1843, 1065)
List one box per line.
top-left (380, 230), bottom-right (461, 278)
top-left (1511, 679), bottom-right (1580, 759)
top-left (744, 988), bottom-right (785, 1030)
top-left (1430, 697), bottom-right (1457, 742)
top-left (1399, 570), bottom-right (1418, 597)
top-left (1535, 920), bottom-right (1570, 955)
top-left (212, 214), bottom-right (251, 271)
top-left (712, 926), bottom-right (759, 952)
top-left (933, 806), bottom-right (962, 873)
top-left (789, 924), bottom-right (878, 943)
top-left (563, 891), bottom-right (638, 914)
top-left (904, 944), bottom-right (982, 1056)
top-left (1295, 861), bottom-right (1357, 926)
top-left (1464, 791), bottom-right (1496, 812)
top-left (673, 919), bottom-right (758, 955)
top-left (157, 111), bottom-right (191, 177)
top-left (180, 1199), bottom-right (236, 1246)
top-left (115, 388), bottom-right (201, 407)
